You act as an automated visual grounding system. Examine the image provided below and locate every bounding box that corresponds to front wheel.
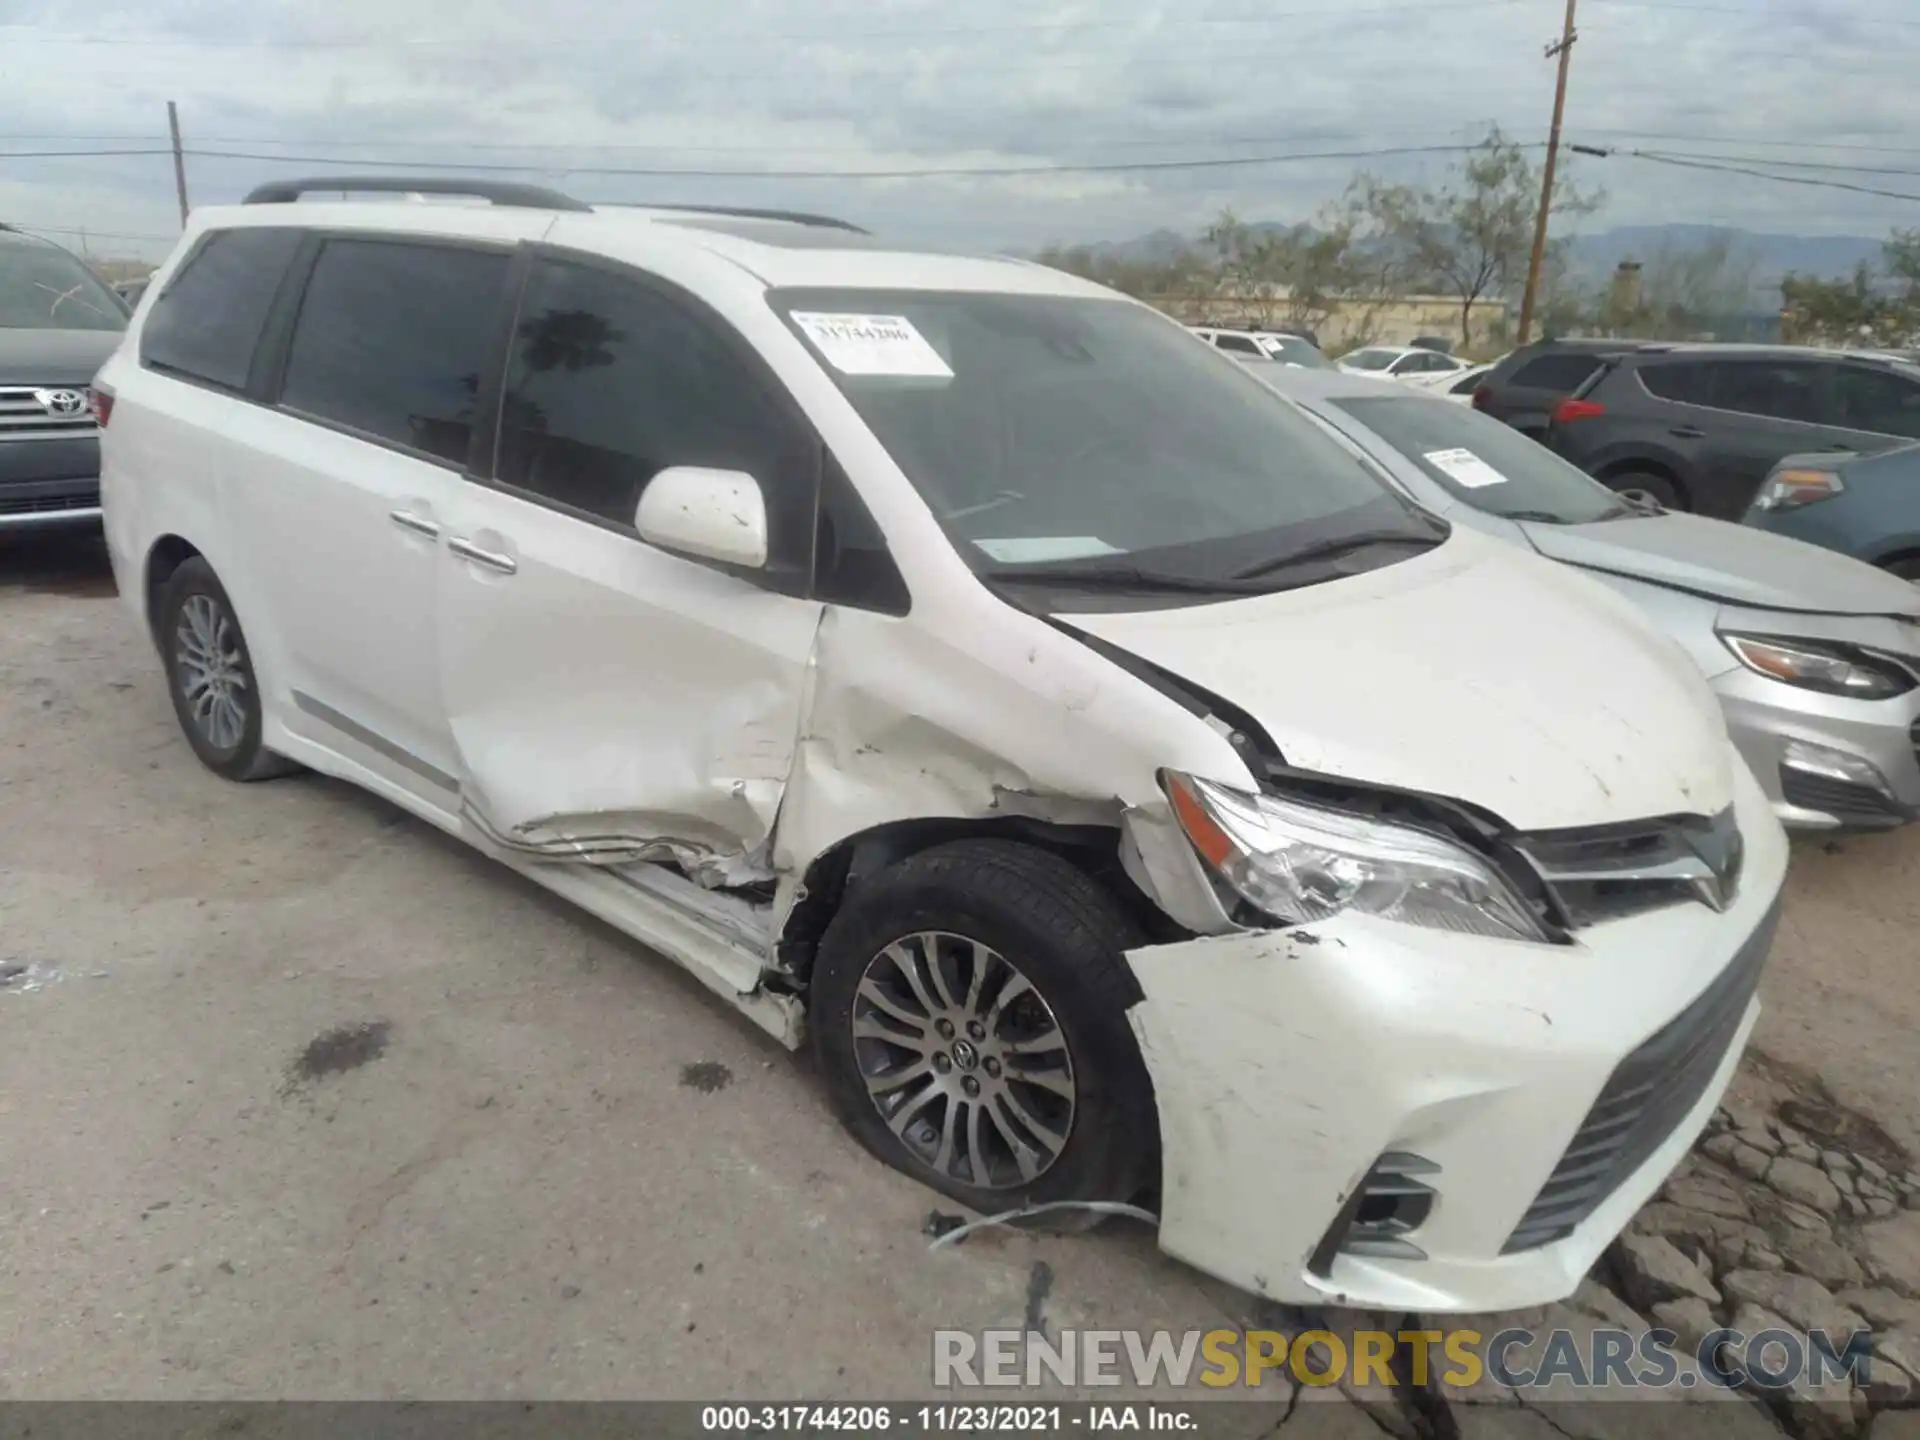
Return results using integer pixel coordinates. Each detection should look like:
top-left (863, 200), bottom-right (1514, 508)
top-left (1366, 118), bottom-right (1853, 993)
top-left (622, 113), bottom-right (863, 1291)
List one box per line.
top-left (810, 840), bottom-right (1157, 1215)
top-left (1881, 554), bottom-right (1920, 583)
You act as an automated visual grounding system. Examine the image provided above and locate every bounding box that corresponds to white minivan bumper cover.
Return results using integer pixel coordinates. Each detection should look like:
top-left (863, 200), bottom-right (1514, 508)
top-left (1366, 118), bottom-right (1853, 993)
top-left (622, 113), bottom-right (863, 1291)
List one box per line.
top-left (1124, 754), bottom-right (1787, 1313)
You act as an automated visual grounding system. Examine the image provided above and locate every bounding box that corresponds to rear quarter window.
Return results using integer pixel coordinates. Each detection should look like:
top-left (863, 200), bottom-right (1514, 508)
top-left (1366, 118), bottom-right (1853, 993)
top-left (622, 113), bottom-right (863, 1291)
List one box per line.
top-left (141, 228), bottom-right (303, 392)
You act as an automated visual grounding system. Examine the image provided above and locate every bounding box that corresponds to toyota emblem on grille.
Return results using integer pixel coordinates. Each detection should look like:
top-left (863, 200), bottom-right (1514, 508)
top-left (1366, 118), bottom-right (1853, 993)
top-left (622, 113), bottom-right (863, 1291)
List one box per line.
top-left (33, 388), bottom-right (89, 417)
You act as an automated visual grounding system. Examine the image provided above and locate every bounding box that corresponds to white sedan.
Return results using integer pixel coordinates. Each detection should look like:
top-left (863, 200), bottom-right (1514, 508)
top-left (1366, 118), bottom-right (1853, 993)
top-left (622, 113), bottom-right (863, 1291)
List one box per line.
top-left (1337, 345), bottom-right (1475, 384)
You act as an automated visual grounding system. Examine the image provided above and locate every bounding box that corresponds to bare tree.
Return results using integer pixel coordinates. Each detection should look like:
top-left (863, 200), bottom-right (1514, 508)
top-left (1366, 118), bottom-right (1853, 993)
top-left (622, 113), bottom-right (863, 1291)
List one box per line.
top-left (1352, 126), bottom-right (1600, 348)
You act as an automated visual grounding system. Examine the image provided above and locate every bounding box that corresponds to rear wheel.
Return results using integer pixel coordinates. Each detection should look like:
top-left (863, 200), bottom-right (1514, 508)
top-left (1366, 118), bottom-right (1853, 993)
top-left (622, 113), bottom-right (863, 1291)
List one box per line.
top-left (810, 840), bottom-right (1156, 1216)
top-left (1603, 468), bottom-right (1686, 511)
top-left (159, 558), bottom-right (296, 782)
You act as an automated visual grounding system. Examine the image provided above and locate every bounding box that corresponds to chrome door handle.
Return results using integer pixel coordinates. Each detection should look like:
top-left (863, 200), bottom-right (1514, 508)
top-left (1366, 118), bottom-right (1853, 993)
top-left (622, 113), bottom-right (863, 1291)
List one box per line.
top-left (448, 536), bottom-right (517, 575)
top-left (389, 509), bottom-right (440, 539)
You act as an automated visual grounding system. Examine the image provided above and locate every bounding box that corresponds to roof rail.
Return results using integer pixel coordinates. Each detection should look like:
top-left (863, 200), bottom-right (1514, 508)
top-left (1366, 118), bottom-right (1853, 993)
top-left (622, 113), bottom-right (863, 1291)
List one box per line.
top-left (242, 177), bottom-right (592, 211)
top-left (639, 203), bottom-right (870, 235)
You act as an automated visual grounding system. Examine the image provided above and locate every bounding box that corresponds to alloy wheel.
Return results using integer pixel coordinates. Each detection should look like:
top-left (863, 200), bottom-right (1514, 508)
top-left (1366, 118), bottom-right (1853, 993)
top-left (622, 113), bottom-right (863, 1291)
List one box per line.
top-left (850, 931), bottom-right (1076, 1190)
top-left (174, 593), bottom-right (249, 752)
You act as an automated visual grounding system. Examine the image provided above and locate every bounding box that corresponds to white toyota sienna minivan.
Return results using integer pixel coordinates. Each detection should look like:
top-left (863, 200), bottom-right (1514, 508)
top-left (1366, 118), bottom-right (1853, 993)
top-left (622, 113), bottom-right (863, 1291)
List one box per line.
top-left (95, 179), bottom-right (1788, 1314)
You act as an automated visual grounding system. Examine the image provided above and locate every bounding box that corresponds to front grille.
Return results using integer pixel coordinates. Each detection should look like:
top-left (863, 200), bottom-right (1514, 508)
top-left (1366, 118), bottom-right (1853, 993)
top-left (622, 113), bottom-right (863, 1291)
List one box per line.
top-left (1503, 898), bottom-right (1781, 1254)
top-left (1511, 807), bottom-right (1743, 928)
top-left (0, 385), bottom-right (98, 442)
top-left (0, 487), bottom-right (99, 516)
top-left (1780, 768), bottom-right (1905, 827)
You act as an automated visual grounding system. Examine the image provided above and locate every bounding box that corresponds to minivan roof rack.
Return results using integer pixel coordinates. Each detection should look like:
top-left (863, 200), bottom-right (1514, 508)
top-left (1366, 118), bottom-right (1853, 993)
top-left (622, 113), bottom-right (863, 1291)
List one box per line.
top-left (242, 177), bottom-right (593, 211)
top-left (622, 202), bottom-right (870, 235)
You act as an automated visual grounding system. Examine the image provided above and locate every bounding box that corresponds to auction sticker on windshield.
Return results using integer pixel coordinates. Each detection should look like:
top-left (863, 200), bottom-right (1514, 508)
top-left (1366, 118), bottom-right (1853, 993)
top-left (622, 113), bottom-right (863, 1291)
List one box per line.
top-left (1423, 448), bottom-right (1508, 488)
top-left (792, 312), bottom-right (954, 378)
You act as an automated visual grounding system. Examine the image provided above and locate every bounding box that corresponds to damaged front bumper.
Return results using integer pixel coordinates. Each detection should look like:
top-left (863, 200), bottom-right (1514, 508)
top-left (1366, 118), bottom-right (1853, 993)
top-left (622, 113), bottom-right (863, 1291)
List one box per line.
top-left (1123, 762), bottom-right (1788, 1313)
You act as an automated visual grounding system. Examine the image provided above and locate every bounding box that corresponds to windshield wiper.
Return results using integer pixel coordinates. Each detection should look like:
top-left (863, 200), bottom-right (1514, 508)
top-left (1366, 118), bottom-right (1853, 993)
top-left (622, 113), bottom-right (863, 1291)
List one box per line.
top-left (984, 563), bottom-right (1274, 596)
top-left (1228, 528), bottom-right (1441, 582)
top-left (1499, 508), bottom-right (1582, 523)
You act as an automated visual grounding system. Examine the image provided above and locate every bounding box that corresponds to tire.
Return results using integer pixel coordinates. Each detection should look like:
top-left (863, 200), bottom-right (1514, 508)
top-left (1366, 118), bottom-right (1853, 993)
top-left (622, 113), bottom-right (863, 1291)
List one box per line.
top-left (810, 839), bottom-right (1157, 1217)
top-left (1602, 468), bottom-right (1686, 510)
top-left (158, 557), bottom-right (296, 782)
top-left (1881, 554), bottom-right (1920, 583)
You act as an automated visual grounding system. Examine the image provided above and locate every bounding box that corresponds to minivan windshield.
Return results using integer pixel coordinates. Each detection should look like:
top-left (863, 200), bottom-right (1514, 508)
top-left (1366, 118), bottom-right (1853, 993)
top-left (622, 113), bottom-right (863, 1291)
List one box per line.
top-left (1327, 393), bottom-right (1632, 524)
top-left (773, 290), bottom-right (1442, 594)
top-left (0, 239), bottom-right (128, 332)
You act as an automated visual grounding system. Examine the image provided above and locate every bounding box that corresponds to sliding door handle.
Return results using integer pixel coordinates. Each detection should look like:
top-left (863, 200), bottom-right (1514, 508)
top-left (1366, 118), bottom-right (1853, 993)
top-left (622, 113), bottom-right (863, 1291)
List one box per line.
top-left (389, 509), bottom-right (441, 539)
top-left (448, 535), bottom-right (518, 575)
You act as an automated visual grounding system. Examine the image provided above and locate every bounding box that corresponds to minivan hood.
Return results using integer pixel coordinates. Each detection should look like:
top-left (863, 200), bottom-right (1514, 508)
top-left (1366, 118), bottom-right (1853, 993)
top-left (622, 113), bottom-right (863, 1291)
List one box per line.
top-left (0, 327), bottom-right (124, 386)
top-left (1520, 512), bottom-right (1920, 620)
top-left (1066, 535), bottom-right (1734, 831)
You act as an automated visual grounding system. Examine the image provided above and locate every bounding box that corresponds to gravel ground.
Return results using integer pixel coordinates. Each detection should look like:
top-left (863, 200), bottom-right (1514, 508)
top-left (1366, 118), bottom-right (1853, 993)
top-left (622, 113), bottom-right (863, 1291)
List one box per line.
top-left (2, 530), bottom-right (1916, 1433)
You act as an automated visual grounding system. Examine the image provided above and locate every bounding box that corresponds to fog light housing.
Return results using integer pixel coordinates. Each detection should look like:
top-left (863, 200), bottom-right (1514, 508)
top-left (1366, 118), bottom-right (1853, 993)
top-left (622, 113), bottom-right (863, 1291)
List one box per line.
top-left (1306, 1152), bottom-right (1439, 1276)
top-left (1782, 740), bottom-right (1897, 801)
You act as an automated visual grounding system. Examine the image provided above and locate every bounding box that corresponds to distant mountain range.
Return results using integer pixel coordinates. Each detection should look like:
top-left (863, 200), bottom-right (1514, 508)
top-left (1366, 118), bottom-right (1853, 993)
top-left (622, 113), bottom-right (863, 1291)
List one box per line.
top-left (1047, 224), bottom-right (1888, 295)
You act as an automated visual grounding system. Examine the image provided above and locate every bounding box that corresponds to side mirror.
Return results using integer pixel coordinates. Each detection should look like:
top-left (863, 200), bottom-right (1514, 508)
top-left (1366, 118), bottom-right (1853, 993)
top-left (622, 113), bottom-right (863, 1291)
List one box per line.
top-left (634, 466), bottom-right (768, 570)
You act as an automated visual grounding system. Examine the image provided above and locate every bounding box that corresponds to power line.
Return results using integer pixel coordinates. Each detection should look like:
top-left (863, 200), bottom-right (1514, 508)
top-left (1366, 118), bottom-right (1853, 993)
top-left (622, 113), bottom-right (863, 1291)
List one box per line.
top-left (1639, 150), bottom-right (1920, 179)
top-left (1581, 147), bottom-right (1920, 203)
top-left (10, 126), bottom-right (1920, 162)
top-left (56, 140), bottom-right (1512, 181)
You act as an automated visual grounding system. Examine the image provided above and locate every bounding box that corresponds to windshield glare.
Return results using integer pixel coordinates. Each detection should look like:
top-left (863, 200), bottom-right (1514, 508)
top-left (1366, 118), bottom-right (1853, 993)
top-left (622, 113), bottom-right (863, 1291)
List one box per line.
top-left (1327, 394), bottom-right (1631, 524)
top-left (775, 290), bottom-right (1436, 582)
top-left (0, 242), bottom-right (128, 332)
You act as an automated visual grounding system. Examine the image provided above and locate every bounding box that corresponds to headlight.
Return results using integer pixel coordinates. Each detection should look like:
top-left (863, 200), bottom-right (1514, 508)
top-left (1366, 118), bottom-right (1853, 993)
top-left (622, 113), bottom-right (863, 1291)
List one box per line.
top-left (1720, 633), bottom-right (1915, 699)
top-left (1164, 771), bottom-right (1548, 942)
top-left (1751, 468), bottom-right (1844, 512)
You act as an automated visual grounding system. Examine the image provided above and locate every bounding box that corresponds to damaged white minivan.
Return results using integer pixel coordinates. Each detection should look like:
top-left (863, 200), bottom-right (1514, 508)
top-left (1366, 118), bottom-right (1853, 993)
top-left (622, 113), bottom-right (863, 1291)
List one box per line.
top-left (97, 179), bottom-right (1787, 1314)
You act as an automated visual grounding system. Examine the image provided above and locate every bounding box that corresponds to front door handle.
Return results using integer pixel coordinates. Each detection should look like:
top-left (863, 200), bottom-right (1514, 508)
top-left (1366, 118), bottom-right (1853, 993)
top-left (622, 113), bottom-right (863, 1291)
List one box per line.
top-left (1668, 426), bottom-right (1706, 440)
top-left (448, 535), bottom-right (518, 575)
top-left (389, 509), bottom-right (440, 539)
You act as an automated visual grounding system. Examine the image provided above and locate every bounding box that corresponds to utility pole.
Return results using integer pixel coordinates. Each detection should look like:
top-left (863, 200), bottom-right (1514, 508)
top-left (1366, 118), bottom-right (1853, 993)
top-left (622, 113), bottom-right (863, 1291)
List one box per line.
top-left (167, 101), bottom-right (190, 228)
top-left (1515, 0), bottom-right (1578, 347)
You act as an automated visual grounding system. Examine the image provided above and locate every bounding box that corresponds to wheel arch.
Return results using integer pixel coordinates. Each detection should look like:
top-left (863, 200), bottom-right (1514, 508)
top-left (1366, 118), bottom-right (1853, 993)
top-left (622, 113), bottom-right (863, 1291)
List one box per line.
top-left (143, 534), bottom-right (205, 648)
top-left (774, 815), bottom-right (1182, 991)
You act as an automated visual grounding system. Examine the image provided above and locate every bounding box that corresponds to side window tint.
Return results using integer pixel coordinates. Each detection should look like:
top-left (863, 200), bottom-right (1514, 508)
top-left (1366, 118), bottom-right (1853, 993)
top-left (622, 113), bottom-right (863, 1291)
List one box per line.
top-left (141, 228), bottom-right (303, 391)
top-left (1507, 354), bottom-right (1601, 391)
top-left (497, 259), bottom-right (812, 568)
top-left (1711, 362), bottom-right (1824, 424)
top-left (1639, 361), bottom-right (1716, 406)
top-left (280, 240), bottom-right (508, 464)
top-left (1214, 334), bottom-right (1261, 355)
top-left (1830, 366), bottom-right (1920, 439)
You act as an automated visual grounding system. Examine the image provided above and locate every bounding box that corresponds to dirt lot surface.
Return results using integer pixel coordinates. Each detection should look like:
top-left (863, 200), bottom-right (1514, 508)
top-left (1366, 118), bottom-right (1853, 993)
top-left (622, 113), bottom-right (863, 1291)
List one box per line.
top-left (2, 532), bottom-right (1917, 1438)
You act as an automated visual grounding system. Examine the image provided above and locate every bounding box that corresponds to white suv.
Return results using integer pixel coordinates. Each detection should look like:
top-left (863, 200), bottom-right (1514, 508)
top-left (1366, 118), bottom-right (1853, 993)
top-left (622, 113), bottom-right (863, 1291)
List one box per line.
top-left (97, 178), bottom-right (1787, 1313)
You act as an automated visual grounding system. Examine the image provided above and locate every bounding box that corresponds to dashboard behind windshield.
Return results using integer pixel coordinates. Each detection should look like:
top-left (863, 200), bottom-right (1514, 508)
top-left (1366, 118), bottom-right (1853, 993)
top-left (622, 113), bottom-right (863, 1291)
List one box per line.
top-left (772, 289), bottom-right (1435, 586)
top-left (0, 242), bottom-right (128, 332)
top-left (1329, 394), bottom-right (1631, 524)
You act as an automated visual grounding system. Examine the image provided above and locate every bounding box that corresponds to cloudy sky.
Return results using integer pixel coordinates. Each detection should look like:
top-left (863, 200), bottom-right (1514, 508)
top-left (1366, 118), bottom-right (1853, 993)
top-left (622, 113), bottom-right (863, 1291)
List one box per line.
top-left (2, 0), bottom-right (1917, 261)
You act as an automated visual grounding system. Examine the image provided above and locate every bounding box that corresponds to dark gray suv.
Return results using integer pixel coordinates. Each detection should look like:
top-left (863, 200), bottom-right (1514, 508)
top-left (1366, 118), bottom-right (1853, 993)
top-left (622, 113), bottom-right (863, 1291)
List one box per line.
top-left (0, 226), bottom-right (129, 533)
top-left (1547, 345), bottom-right (1920, 518)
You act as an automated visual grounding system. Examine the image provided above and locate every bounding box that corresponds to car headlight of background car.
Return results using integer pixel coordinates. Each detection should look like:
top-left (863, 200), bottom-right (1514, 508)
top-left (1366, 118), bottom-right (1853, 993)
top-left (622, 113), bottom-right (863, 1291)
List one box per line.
top-left (1751, 468), bottom-right (1844, 512)
top-left (1719, 633), bottom-right (1916, 700)
top-left (1164, 771), bottom-right (1548, 942)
